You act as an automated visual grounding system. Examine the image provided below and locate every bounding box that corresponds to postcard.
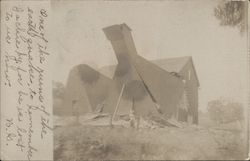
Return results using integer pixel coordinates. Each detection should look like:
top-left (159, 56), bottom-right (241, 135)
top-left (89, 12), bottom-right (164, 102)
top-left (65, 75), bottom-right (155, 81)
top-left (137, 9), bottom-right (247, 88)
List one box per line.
top-left (1, 0), bottom-right (249, 160)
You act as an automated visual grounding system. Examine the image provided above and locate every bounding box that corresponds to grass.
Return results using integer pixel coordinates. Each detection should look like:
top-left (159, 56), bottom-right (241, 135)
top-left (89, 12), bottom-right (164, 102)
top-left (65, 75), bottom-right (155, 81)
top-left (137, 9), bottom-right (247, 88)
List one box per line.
top-left (54, 123), bottom-right (245, 160)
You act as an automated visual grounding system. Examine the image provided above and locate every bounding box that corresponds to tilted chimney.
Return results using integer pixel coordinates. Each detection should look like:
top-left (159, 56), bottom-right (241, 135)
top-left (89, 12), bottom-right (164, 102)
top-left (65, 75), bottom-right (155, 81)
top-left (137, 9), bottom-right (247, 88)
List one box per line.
top-left (103, 23), bottom-right (138, 63)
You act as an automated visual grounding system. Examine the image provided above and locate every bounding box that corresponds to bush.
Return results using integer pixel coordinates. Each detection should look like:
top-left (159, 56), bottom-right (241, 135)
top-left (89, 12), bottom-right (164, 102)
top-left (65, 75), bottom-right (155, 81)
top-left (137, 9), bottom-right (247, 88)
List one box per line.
top-left (207, 99), bottom-right (244, 124)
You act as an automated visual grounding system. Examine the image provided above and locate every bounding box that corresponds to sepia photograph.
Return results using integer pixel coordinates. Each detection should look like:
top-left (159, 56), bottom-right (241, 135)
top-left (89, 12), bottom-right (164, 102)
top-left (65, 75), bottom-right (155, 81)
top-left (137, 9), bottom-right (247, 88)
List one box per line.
top-left (51, 0), bottom-right (249, 160)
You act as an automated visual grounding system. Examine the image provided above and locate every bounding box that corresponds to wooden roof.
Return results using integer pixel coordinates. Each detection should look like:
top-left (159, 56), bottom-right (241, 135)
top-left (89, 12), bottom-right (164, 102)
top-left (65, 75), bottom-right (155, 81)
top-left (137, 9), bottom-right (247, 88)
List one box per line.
top-left (99, 56), bottom-right (199, 86)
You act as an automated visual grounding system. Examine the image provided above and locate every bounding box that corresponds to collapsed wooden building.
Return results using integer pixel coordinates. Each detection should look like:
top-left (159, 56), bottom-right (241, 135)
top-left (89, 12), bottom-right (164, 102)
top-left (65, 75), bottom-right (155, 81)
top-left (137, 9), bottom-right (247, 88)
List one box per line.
top-left (62, 23), bottom-right (199, 124)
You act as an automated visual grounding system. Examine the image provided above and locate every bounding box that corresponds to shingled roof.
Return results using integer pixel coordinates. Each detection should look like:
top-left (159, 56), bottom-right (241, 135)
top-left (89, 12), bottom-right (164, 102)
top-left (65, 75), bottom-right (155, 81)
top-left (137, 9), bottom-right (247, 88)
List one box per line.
top-left (99, 56), bottom-right (191, 79)
top-left (151, 56), bottom-right (191, 73)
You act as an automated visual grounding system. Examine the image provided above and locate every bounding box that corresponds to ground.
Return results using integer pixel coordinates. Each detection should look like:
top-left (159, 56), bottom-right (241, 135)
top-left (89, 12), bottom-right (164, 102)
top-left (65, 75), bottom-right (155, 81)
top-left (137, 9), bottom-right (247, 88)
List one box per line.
top-left (54, 115), bottom-right (246, 160)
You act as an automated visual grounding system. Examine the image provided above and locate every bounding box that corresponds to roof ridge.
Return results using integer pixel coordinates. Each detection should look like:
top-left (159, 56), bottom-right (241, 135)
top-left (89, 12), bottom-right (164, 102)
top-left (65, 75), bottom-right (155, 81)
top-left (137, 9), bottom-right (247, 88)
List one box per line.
top-left (150, 56), bottom-right (191, 61)
top-left (100, 56), bottom-right (192, 68)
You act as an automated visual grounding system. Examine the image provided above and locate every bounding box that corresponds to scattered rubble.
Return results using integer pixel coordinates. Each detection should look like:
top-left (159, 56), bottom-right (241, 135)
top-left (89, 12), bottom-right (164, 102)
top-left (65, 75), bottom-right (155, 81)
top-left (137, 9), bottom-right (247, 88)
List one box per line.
top-left (54, 112), bottom-right (199, 130)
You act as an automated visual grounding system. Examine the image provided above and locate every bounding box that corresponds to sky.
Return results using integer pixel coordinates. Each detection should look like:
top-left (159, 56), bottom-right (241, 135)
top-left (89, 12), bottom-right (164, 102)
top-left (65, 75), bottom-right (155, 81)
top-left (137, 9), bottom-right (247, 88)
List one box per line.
top-left (50, 0), bottom-right (248, 112)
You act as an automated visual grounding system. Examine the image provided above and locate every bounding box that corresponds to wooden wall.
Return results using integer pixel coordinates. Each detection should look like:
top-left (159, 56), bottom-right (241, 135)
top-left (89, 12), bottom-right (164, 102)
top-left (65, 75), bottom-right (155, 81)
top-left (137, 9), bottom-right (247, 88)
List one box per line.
top-left (180, 59), bottom-right (199, 124)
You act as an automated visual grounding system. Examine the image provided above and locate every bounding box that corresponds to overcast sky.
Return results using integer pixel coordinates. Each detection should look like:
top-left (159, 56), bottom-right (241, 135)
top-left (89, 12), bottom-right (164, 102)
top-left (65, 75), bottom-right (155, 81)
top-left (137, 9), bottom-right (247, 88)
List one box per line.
top-left (51, 0), bottom-right (248, 111)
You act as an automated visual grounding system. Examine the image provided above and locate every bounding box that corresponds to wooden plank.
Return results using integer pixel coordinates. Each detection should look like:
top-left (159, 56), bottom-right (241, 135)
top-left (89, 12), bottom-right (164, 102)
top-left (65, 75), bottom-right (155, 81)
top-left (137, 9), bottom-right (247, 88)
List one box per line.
top-left (111, 84), bottom-right (125, 124)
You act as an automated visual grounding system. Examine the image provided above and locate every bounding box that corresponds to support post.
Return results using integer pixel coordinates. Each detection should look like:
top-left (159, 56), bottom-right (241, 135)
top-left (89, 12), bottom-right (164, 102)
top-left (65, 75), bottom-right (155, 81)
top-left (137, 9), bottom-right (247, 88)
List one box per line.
top-left (110, 84), bottom-right (125, 127)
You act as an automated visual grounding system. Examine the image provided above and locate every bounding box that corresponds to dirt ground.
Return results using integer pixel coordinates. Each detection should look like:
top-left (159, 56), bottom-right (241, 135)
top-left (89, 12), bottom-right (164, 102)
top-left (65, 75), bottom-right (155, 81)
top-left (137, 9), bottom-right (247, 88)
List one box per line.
top-left (54, 118), bottom-right (246, 160)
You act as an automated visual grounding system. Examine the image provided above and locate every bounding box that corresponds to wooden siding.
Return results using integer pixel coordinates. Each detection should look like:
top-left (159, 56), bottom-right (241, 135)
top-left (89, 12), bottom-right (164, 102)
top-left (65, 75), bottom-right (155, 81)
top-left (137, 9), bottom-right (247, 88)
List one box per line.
top-left (179, 59), bottom-right (199, 124)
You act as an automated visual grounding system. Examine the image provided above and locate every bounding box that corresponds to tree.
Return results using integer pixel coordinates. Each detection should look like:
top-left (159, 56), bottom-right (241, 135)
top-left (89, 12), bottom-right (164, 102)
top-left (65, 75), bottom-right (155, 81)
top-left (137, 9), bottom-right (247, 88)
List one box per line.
top-left (53, 81), bottom-right (65, 99)
top-left (52, 81), bottom-right (65, 115)
top-left (214, 1), bottom-right (247, 34)
top-left (207, 100), bottom-right (224, 123)
top-left (207, 99), bottom-right (244, 124)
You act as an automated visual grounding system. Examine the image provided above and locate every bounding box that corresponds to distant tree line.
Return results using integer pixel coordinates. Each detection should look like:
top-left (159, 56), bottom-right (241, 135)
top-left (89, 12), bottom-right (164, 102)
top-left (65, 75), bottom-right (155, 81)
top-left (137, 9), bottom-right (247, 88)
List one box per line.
top-left (207, 99), bottom-right (244, 124)
top-left (53, 81), bottom-right (65, 115)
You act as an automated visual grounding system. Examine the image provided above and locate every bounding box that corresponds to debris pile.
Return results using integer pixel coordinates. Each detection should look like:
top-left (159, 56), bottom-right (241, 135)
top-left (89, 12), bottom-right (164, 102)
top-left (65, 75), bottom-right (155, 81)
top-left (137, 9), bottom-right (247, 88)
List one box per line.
top-left (54, 110), bottom-right (192, 130)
